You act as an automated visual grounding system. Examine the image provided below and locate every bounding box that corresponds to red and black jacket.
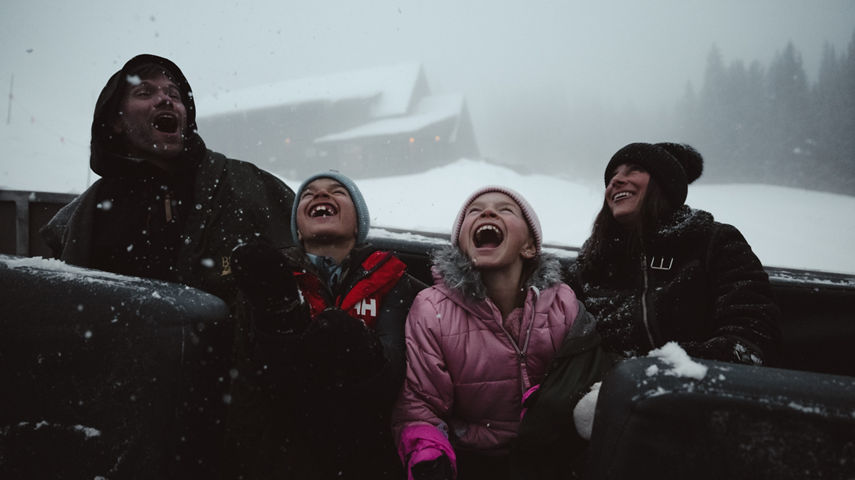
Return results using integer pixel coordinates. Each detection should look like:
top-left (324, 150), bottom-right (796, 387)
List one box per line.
top-left (243, 243), bottom-right (424, 479)
top-left (294, 249), bottom-right (408, 329)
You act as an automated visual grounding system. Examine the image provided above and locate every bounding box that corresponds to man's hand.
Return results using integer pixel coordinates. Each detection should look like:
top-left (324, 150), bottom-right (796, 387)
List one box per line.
top-left (231, 242), bottom-right (307, 333)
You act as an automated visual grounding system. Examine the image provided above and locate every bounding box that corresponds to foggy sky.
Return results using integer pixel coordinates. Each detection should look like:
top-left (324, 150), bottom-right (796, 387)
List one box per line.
top-left (2, 0), bottom-right (854, 181)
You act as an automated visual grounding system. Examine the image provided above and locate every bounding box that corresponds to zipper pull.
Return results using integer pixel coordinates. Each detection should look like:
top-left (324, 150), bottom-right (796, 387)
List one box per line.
top-left (164, 192), bottom-right (174, 223)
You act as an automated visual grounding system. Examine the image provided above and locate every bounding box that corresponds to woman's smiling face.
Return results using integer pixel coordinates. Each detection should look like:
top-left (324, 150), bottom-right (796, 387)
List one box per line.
top-left (605, 163), bottom-right (650, 228)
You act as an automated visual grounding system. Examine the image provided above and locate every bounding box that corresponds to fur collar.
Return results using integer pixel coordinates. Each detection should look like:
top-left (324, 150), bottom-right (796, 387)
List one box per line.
top-left (577, 205), bottom-right (715, 269)
top-left (651, 205), bottom-right (714, 242)
top-left (431, 246), bottom-right (564, 300)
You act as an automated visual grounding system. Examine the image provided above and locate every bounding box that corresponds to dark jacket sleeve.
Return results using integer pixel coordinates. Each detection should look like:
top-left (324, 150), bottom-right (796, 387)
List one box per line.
top-left (39, 203), bottom-right (71, 258)
top-left (216, 155), bottom-right (295, 249)
top-left (299, 272), bottom-right (426, 408)
top-left (243, 163), bottom-right (295, 249)
top-left (682, 223), bottom-right (782, 365)
top-left (39, 184), bottom-right (100, 266)
top-left (365, 273), bottom-right (427, 408)
top-left (563, 260), bottom-right (585, 300)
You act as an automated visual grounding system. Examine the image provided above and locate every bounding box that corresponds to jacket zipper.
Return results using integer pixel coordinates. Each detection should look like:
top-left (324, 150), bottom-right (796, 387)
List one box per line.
top-left (641, 253), bottom-right (656, 348)
top-left (496, 286), bottom-right (539, 396)
top-left (335, 251), bottom-right (392, 305)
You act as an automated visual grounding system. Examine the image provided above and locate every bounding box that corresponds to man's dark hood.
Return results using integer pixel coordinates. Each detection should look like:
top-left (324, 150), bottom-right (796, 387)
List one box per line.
top-left (91, 54), bottom-right (204, 177)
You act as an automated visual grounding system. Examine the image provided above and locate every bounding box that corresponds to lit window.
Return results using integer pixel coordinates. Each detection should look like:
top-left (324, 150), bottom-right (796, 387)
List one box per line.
top-left (409, 137), bottom-right (415, 143)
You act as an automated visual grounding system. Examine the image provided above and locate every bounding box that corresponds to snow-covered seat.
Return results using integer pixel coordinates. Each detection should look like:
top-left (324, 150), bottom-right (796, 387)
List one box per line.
top-left (0, 255), bottom-right (229, 478)
top-left (587, 354), bottom-right (855, 480)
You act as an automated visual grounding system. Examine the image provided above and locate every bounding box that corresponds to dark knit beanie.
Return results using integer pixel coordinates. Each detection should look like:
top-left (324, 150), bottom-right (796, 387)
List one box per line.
top-left (451, 185), bottom-right (543, 254)
top-left (604, 142), bottom-right (704, 206)
top-left (291, 171), bottom-right (371, 245)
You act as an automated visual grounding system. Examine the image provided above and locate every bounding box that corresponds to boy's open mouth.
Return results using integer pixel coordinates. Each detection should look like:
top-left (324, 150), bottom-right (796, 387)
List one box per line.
top-left (474, 224), bottom-right (503, 248)
top-left (310, 203), bottom-right (337, 217)
top-left (153, 113), bottom-right (179, 133)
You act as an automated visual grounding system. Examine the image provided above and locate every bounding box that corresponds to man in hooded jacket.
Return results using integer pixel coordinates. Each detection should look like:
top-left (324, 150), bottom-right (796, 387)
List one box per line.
top-left (40, 54), bottom-right (295, 299)
top-left (39, 54), bottom-right (296, 476)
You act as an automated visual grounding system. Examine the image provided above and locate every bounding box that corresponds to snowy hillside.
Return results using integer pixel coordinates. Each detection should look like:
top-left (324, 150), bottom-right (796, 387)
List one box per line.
top-left (2, 116), bottom-right (854, 276)
top-left (281, 159), bottom-right (855, 276)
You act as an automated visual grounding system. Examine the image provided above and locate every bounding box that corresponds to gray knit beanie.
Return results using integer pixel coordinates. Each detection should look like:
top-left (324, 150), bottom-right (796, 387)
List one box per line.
top-left (291, 171), bottom-right (370, 245)
top-left (450, 185), bottom-right (543, 254)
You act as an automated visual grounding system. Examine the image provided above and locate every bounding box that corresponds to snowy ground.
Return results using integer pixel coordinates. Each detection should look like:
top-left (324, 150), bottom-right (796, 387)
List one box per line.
top-left (282, 159), bottom-right (855, 276)
top-left (2, 120), bottom-right (854, 276)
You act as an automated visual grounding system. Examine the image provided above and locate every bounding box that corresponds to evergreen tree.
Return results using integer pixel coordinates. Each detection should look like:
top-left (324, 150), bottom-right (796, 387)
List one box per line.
top-left (670, 33), bottom-right (854, 194)
top-left (696, 45), bottom-right (732, 183)
top-left (765, 42), bottom-right (810, 188)
top-left (836, 30), bottom-right (855, 194)
top-left (724, 59), bottom-right (767, 181)
top-left (674, 80), bottom-right (698, 140)
top-left (811, 42), bottom-right (845, 192)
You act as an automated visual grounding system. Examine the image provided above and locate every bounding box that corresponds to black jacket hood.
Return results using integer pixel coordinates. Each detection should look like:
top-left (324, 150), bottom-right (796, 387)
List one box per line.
top-left (91, 54), bottom-right (204, 177)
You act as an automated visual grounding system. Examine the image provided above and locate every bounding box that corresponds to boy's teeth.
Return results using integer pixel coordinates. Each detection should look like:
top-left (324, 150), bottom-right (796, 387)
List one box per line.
top-left (310, 204), bottom-right (336, 217)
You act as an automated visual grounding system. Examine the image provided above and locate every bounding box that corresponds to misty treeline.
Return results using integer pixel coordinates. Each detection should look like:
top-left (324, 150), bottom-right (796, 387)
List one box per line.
top-left (674, 30), bottom-right (855, 195)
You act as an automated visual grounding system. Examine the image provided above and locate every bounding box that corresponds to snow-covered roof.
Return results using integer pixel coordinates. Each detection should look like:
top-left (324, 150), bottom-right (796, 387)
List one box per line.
top-left (314, 93), bottom-right (464, 143)
top-left (199, 62), bottom-right (423, 118)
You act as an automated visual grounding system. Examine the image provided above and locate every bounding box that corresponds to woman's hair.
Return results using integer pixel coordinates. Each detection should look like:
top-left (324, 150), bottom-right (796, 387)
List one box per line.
top-left (585, 172), bottom-right (675, 262)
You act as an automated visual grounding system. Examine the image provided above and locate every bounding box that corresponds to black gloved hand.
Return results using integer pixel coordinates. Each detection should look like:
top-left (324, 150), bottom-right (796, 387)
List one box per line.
top-left (301, 308), bottom-right (385, 388)
top-left (231, 242), bottom-right (308, 333)
top-left (412, 455), bottom-right (454, 480)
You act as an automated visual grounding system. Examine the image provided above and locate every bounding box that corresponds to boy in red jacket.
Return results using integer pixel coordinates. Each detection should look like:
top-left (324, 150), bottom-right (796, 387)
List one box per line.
top-left (228, 171), bottom-right (425, 479)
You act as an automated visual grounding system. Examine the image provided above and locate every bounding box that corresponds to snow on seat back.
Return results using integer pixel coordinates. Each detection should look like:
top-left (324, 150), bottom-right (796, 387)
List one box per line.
top-left (587, 349), bottom-right (855, 480)
top-left (0, 254), bottom-right (229, 478)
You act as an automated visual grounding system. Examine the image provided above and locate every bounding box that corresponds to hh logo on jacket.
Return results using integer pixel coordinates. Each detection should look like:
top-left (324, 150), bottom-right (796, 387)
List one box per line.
top-left (295, 251), bottom-right (407, 329)
top-left (353, 298), bottom-right (378, 317)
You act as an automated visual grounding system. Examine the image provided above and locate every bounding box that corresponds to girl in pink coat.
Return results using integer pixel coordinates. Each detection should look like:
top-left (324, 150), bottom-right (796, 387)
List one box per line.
top-left (392, 186), bottom-right (583, 480)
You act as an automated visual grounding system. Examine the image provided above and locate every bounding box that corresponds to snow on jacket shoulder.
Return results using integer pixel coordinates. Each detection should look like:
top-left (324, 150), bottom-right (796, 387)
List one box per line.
top-left (392, 247), bottom-right (580, 473)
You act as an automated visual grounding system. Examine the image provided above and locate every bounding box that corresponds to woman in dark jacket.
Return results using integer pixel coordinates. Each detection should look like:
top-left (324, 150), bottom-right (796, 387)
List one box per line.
top-left (227, 171), bottom-right (425, 479)
top-left (569, 142), bottom-right (781, 366)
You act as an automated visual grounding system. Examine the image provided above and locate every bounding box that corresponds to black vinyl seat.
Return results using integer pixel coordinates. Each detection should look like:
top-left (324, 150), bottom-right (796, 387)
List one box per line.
top-left (588, 356), bottom-right (855, 480)
top-left (0, 254), bottom-right (229, 479)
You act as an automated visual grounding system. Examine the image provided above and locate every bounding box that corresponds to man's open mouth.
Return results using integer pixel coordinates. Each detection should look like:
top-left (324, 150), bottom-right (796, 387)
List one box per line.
top-left (474, 224), bottom-right (503, 248)
top-left (310, 203), bottom-right (337, 217)
top-left (153, 113), bottom-right (179, 133)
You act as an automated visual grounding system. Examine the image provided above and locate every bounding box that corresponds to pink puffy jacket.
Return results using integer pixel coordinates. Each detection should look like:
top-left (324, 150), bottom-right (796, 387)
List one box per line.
top-left (391, 248), bottom-right (580, 478)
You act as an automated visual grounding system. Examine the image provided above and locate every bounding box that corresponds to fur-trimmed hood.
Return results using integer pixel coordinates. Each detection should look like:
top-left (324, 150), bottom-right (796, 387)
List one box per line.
top-left (430, 245), bottom-right (564, 300)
